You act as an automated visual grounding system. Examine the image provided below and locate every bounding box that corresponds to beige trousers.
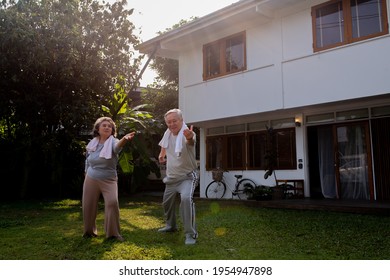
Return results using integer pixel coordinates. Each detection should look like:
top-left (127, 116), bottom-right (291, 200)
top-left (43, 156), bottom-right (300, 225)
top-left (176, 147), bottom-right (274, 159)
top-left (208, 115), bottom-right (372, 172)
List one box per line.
top-left (82, 175), bottom-right (121, 238)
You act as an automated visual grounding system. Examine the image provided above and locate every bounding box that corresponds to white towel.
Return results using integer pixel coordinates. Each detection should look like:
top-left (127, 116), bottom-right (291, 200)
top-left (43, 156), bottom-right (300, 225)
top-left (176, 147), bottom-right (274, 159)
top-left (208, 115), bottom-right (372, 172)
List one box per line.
top-left (86, 135), bottom-right (114, 159)
top-left (159, 123), bottom-right (188, 157)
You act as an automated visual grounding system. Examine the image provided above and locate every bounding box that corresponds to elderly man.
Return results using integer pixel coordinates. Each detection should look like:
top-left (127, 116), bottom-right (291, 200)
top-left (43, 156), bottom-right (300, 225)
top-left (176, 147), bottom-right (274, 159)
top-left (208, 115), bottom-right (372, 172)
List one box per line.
top-left (157, 109), bottom-right (199, 245)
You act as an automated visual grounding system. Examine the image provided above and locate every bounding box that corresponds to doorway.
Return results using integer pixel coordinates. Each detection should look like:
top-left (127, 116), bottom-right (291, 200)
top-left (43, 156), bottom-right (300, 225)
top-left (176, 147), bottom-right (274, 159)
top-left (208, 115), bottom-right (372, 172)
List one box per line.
top-left (308, 121), bottom-right (373, 200)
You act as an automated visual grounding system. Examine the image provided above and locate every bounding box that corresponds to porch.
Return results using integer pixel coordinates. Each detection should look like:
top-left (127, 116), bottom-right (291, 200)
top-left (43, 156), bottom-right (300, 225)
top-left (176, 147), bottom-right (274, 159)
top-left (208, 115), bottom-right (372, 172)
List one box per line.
top-left (139, 187), bottom-right (390, 215)
top-left (220, 197), bottom-right (390, 216)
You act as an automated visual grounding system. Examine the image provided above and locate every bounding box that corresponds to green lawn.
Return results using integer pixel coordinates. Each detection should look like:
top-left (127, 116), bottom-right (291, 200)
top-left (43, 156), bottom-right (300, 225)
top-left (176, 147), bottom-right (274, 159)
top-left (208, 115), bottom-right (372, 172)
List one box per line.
top-left (1, 195), bottom-right (390, 260)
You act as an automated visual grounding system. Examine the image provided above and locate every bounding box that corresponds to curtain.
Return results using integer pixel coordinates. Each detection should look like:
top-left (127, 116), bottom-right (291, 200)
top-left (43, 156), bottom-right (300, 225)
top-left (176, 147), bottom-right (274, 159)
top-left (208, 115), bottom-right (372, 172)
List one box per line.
top-left (337, 125), bottom-right (369, 200)
top-left (317, 124), bottom-right (370, 200)
top-left (317, 126), bottom-right (337, 198)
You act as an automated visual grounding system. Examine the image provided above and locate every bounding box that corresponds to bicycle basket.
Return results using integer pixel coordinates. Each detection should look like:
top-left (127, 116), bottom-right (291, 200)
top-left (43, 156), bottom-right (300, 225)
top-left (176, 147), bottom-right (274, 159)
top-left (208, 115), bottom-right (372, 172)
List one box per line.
top-left (212, 170), bottom-right (223, 182)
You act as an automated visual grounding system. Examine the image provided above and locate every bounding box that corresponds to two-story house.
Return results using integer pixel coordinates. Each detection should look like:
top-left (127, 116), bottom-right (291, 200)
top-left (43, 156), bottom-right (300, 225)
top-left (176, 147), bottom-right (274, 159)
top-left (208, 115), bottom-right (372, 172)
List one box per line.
top-left (137, 0), bottom-right (390, 201)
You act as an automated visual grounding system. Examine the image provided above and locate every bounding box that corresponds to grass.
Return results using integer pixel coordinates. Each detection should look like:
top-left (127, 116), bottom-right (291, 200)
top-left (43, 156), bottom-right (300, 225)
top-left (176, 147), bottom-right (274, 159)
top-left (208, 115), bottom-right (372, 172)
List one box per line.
top-left (1, 195), bottom-right (390, 260)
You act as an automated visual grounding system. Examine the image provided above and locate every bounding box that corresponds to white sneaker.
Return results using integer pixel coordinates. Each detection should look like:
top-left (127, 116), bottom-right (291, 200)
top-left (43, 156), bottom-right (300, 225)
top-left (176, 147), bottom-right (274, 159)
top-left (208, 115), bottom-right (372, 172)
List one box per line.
top-left (185, 234), bottom-right (196, 245)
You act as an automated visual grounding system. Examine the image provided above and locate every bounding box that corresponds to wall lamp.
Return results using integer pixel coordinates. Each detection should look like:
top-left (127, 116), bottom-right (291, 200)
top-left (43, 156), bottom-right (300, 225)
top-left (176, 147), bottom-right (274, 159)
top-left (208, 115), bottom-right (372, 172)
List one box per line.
top-left (295, 115), bottom-right (302, 127)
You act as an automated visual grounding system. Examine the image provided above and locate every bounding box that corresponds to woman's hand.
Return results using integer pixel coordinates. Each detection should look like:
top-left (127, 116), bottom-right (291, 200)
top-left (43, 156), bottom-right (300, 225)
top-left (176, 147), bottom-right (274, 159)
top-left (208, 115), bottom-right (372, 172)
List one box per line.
top-left (117, 131), bottom-right (136, 149)
top-left (124, 131), bottom-right (136, 141)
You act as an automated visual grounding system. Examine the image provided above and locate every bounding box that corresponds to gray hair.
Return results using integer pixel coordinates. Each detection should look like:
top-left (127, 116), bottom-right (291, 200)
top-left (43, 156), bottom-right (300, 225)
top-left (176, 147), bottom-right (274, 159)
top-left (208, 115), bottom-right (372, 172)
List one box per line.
top-left (92, 117), bottom-right (117, 137)
top-left (164, 108), bottom-right (183, 120)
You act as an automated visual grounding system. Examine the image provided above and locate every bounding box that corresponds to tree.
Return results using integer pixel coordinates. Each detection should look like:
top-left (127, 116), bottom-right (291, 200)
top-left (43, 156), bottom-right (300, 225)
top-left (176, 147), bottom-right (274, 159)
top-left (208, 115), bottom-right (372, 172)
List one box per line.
top-left (0, 0), bottom-right (143, 199)
top-left (102, 77), bottom-right (160, 193)
top-left (142, 18), bottom-right (197, 121)
top-left (1, 0), bottom-right (142, 136)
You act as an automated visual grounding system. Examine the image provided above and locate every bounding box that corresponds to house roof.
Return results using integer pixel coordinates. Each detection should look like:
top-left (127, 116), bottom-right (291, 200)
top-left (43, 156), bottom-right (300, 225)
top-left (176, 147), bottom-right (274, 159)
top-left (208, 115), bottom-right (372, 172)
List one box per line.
top-left (136, 0), bottom-right (303, 59)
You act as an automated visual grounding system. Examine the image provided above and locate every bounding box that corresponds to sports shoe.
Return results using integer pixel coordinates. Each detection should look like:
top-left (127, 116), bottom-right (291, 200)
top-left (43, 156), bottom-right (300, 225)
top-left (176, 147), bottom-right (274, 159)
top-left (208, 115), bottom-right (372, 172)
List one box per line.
top-left (114, 236), bottom-right (124, 242)
top-left (83, 233), bottom-right (97, 238)
top-left (185, 234), bottom-right (196, 245)
top-left (157, 226), bottom-right (177, 233)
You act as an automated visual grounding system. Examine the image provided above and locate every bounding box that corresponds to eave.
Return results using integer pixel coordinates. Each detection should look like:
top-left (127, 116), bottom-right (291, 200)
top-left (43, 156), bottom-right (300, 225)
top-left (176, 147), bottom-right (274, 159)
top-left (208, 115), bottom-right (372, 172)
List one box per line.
top-left (136, 0), bottom-right (303, 59)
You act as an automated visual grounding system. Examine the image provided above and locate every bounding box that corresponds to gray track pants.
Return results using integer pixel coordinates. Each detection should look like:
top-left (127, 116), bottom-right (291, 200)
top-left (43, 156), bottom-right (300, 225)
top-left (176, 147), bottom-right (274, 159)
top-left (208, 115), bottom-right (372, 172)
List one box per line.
top-left (161, 170), bottom-right (199, 237)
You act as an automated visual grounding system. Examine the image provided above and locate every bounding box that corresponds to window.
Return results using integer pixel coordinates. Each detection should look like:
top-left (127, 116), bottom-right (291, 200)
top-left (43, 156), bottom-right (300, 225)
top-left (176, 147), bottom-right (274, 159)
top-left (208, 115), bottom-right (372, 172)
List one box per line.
top-left (274, 129), bottom-right (297, 169)
top-left (336, 108), bottom-right (369, 120)
top-left (227, 134), bottom-right (246, 169)
top-left (371, 105), bottom-right (390, 117)
top-left (203, 32), bottom-right (246, 80)
top-left (312, 0), bottom-right (388, 52)
top-left (206, 128), bottom-right (296, 171)
top-left (206, 136), bottom-right (224, 169)
top-left (248, 132), bottom-right (267, 169)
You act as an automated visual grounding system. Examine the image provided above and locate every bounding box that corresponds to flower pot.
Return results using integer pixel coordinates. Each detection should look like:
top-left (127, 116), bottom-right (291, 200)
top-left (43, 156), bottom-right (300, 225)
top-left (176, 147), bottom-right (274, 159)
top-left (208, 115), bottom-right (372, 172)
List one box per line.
top-left (272, 186), bottom-right (284, 200)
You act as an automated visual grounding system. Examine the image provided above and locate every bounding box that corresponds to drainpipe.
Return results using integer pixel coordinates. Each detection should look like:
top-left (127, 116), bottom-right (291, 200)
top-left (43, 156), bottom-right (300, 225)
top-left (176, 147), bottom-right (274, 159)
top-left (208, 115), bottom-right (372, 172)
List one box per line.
top-left (112, 42), bottom-right (160, 119)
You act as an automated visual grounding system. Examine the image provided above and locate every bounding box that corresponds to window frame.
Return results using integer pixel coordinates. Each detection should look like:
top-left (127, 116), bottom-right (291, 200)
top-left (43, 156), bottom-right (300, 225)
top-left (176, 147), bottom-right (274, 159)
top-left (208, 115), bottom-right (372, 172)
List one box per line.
top-left (202, 31), bottom-right (247, 80)
top-left (206, 128), bottom-right (297, 171)
top-left (312, 0), bottom-right (389, 52)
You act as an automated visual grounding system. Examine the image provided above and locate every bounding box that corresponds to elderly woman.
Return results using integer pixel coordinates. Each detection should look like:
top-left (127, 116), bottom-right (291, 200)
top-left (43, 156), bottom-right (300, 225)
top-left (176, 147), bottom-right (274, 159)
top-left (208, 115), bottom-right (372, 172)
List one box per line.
top-left (82, 117), bottom-right (135, 241)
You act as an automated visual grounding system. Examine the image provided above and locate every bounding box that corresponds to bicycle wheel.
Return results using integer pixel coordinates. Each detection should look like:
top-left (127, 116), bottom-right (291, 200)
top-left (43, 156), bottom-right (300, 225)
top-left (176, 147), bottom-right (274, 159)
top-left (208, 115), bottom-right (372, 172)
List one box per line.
top-left (236, 179), bottom-right (256, 200)
top-left (205, 180), bottom-right (226, 199)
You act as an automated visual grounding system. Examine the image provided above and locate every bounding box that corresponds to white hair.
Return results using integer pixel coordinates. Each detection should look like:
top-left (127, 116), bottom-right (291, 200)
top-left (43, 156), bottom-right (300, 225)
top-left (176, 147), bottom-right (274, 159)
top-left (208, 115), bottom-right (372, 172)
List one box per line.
top-left (164, 108), bottom-right (183, 120)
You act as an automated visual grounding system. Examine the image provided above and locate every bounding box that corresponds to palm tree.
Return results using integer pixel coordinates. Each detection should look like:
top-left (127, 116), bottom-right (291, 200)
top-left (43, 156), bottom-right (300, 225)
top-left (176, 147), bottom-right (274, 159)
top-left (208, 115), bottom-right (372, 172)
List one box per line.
top-left (102, 79), bottom-right (160, 193)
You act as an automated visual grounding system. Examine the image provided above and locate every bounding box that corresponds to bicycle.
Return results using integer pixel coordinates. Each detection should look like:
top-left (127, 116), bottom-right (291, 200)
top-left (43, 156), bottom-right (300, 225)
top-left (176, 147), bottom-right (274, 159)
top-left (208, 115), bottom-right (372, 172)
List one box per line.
top-left (205, 168), bottom-right (256, 199)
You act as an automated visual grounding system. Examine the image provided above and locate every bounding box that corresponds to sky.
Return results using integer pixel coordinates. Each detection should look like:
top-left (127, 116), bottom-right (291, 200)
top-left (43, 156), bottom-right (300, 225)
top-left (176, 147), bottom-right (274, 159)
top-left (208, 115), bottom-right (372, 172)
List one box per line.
top-left (122, 0), bottom-right (239, 86)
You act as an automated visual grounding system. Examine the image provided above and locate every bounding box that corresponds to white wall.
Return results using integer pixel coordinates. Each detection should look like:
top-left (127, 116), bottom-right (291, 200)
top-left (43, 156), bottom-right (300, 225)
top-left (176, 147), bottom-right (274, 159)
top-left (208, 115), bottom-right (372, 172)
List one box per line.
top-left (281, 7), bottom-right (313, 60)
top-left (179, 0), bottom-right (390, 123)
top-left (181, 66), bottom-right (283, 123)
top-left (283, 38), bottom-right (390, 109)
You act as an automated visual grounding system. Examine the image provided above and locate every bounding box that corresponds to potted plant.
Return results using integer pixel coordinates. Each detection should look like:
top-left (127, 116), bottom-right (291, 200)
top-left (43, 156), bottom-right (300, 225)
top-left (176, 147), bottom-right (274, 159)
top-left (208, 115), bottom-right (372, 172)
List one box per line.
top-left (249, 185), bottom-right (273, 200)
